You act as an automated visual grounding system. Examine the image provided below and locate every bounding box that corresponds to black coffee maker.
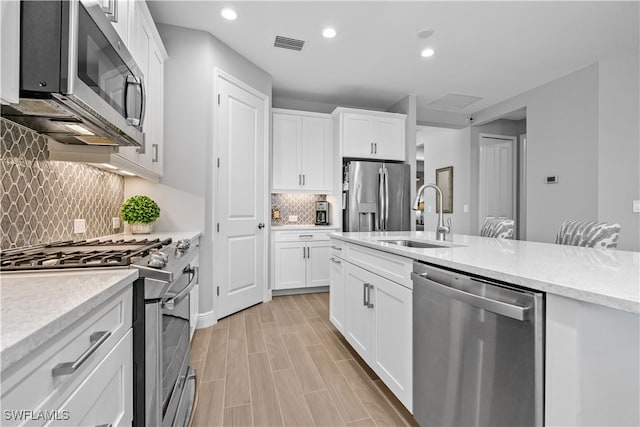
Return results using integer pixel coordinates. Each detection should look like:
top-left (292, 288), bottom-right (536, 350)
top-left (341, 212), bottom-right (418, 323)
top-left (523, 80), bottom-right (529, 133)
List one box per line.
top-left (315, 201), bottom-right (329, 225)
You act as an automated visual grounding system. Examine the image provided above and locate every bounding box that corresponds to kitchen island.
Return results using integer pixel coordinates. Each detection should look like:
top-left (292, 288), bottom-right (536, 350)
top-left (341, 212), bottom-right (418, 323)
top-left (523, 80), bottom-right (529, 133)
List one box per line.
top-left (329, 231), bottom-right (640, 426)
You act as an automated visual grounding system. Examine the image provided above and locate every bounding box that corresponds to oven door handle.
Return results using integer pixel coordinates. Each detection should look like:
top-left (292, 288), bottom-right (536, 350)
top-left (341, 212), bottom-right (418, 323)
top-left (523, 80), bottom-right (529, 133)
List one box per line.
top-left (162, 267), bottom-right (197, 310)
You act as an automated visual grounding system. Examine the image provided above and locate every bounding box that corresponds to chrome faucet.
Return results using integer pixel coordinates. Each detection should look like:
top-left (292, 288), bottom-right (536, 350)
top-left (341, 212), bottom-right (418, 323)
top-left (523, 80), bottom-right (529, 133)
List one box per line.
top-left (413, 184), bottom-right (450, 241)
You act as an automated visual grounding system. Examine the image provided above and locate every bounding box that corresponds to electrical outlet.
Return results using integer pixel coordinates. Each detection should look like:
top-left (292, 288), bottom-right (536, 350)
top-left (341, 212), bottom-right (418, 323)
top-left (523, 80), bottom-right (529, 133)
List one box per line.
top-left (463, 204), bottom-right (469, 213)
top-left (289, 215), bottom-right (298, 222)
top-left (633, 200), bottom-right (640, 213)
top-left (427, 205), bottom-right (432, 213)
top-left (112, 217), bottom-right (121, 229)
top-left (73, 219), bottom-right (86, 234)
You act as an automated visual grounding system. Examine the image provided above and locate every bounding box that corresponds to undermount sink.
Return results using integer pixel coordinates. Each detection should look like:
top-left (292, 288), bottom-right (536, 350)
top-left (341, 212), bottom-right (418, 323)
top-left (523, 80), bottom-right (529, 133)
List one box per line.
top-left (380, 239), bottom-right (457, 249)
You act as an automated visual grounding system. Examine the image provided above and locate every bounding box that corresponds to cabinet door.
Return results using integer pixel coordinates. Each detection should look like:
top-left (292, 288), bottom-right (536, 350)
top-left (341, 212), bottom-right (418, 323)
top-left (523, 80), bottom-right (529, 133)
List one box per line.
top-left (329, 256), bottom-right (345, 332)
top-left (147, 47), bottom-right (164, 175)
top-left (272, 114), bottom-right (302, 191)
top-left (108, 0), bottom-right (130, 46)
top-left (274, 242), bottom-right (306, 289)
top-left (0, 1), bottom-right (20, 104)
top-left (371, 276), bottom-right (412, 411)
top-left (342, 113), bottom-right (374, 158)
top-left (372, 116), bottom-right (405, 161)
top-left (343, 262), bottom-right (375, 363)
top-left (306, 241), bottom-right (330, 287)
top-left (300, 116), bottom-right (332, 191)
top-left (49, 330), bottom-right (133, 426)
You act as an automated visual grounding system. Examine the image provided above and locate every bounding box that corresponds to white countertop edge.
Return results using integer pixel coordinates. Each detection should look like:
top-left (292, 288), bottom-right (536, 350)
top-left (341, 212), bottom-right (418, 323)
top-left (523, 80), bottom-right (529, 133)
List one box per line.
top-left (0, 269), bottom-right (138, 373)
top-left (330, 233), bottom-right (640, 315)
top-left (271, 225), bottom-right (340, 230)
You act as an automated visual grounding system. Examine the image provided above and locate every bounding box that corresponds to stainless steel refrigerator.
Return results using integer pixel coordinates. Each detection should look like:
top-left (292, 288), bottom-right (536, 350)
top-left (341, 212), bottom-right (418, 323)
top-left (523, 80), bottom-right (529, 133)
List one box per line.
top-left (343, 161), bottom-right (411, 232)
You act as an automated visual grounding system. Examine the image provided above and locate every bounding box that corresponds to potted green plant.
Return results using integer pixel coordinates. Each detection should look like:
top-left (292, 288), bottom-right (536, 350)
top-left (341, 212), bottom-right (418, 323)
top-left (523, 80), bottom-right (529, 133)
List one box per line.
top-left (120, 195), bottom-right (160, 234)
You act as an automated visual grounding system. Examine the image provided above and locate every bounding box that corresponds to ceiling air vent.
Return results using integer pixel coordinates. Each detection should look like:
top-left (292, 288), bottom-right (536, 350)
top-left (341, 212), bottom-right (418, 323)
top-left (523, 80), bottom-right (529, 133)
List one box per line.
top-left (274, 35), bottom-right (305, 52)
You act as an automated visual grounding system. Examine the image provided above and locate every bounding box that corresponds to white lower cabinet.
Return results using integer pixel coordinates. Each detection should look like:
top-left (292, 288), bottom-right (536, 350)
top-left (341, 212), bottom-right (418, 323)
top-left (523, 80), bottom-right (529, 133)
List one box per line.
top-left (0, 287), bottom-right (133, 427)
top-left (49, 330), bottom-right (132, 427)
top-left (272, 230), bottom-right (332, 290)
top-left (333, 239), bottom-right (413, 411)
top-left (329, 255), bottom-right (345, 332)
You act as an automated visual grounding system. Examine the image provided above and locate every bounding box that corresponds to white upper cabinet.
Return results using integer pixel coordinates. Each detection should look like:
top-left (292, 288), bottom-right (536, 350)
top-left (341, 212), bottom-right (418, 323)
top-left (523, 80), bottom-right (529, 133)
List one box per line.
top-left (115, 0), bottom-right (167, 180)
top-left (104, 0), bottom-right (132, 46)
top-left (334, 107), bottom-right (406, 161)
top-left (0, 1), bottom-right (20, 104)
top-left (272, 109), bottom-right (332, 192)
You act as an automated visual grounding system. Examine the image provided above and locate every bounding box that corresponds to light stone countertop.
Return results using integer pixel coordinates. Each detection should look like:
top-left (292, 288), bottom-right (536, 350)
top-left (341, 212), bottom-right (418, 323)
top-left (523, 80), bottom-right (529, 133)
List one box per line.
top-left (331, 231), bottom-right (640, 314)
top-left (0, 269), bottom-right (138, 372)
top-left (271, 224), bottom-right (340, 230)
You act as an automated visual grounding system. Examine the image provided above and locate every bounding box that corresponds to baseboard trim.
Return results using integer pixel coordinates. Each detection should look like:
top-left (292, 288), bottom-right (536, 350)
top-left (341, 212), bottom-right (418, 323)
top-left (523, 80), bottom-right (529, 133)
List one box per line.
top-left (196, 310), bottom-right (217, 328)
top-left (272, 286), bottom-right (329, 297)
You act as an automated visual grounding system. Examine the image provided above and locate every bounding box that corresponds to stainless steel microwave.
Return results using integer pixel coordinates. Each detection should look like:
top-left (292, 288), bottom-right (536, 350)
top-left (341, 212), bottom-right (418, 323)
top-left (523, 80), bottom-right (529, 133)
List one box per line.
top-left (1, 0), bottom-right (144, 146)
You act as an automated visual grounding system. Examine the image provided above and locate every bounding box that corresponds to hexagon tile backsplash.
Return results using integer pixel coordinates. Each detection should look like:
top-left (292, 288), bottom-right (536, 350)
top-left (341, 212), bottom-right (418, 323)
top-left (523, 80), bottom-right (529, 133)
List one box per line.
top-left (1, 118), bottom-right (124, 250)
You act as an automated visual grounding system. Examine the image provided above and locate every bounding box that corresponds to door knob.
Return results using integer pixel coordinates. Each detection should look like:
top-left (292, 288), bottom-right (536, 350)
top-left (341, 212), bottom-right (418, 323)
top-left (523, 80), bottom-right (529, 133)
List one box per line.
top-left (258, 223), bottom-right (265, 229)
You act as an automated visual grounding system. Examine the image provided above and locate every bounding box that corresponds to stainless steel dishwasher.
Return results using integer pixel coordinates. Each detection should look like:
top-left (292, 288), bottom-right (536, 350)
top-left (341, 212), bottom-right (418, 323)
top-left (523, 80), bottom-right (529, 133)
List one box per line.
top-left (412, 262), bottom-right (544, 427)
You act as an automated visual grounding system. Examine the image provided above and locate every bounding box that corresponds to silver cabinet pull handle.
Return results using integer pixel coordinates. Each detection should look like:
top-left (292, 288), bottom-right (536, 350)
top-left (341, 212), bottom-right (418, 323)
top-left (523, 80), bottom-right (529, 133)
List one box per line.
top-left (299, 174), bottom-right (301, 185)
top-left (330, 257), bottom-right (341, 264)
top-left (306, 247), bottom-right (310, 258)
top-left (303, 247), bottom-right (306, 259)
top-left (374, 143), bottom-right (377, 154)
top-left (367, 284), bottom-right (374, 308)
top-left (52, 331), bottom-right (112, 376)
top-left (152, 143), bottom-right (159, 163)
top-left (299, 234), bottom-right (313, 238)
top-left (331, 245), bottom-right (342, 251)
top-left (303, 174), bottom-right (305, 185)
top-left (363, 283), bottom-right (368, 306)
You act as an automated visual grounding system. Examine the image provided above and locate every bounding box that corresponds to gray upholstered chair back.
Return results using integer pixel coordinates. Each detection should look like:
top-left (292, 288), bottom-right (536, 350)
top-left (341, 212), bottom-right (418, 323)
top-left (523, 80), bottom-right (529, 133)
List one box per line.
top-left (555, 220), bottom-right (621, 249)
top-left (480, 218), bottom-right (515, 239)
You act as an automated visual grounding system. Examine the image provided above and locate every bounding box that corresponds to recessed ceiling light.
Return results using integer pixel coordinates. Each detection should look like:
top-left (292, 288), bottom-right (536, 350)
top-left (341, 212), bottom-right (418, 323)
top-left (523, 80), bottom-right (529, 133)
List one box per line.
top-left (221, 8), bottom-right (237, 20)
top-left (322, 28), bottom-right (337, 38)
top-left (421, 48), bottom-right (435, 58)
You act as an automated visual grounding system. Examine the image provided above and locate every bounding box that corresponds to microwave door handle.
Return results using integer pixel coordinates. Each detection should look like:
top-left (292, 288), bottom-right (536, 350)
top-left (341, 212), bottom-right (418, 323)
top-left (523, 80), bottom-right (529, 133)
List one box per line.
top-left (378, 168), bottom-right (384, 231)
top-left (125, 75), bottom-right (144, 126)
top-left (139, 74), bottom-right (146, 127)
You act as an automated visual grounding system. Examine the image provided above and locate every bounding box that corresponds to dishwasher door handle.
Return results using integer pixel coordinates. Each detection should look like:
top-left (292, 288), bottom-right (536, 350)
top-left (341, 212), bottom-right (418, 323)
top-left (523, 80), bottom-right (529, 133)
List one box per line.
top-left (411, 273), bottom-right (530, 321)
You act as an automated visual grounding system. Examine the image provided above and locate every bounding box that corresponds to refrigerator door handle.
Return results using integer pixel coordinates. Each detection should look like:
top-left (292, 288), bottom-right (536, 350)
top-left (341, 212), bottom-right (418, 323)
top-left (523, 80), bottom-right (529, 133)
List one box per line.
top-left (378, 168), bottom-right (384, 231)
top-left (384, 167), bottom-right (389, 230)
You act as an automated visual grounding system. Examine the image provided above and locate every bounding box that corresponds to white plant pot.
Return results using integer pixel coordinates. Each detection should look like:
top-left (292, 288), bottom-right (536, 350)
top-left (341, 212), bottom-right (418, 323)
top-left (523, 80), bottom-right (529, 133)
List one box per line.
top-left (130, 222), bottom-right (153, 234)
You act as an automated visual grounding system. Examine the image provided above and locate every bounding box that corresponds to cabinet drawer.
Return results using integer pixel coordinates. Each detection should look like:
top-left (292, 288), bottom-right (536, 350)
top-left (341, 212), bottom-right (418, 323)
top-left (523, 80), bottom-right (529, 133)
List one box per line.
top-left (273, 230), bottom-right (332, 242)
top-left (345, 243), bottom-right (412, 289)
top-left (1, 287), bottom-right (132, 425)
top-left (330, 238), bottom-right (345, 259)
top-left (47, 330), bottom-right (133, 426)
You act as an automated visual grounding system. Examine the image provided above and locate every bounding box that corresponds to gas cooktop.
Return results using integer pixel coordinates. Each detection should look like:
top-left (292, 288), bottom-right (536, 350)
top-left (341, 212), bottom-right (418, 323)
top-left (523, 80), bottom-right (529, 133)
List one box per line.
top-left (0, 238), bottom-right (173, 272)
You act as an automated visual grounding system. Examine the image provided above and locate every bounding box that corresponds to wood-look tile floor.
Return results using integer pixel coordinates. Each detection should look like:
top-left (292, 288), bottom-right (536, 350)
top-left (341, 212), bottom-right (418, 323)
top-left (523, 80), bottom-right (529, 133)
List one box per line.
top-left (189, 292), bottom-right (419, 427)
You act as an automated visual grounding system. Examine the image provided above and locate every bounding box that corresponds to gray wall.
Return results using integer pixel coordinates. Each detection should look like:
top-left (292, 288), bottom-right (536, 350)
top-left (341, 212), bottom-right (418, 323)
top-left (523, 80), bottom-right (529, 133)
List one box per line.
top-left (128, 24), bottom-right (273, 319)
top-left (597, 54), bottom-right (639, 251)
top-left (473, 64), bottom-right (602, 246)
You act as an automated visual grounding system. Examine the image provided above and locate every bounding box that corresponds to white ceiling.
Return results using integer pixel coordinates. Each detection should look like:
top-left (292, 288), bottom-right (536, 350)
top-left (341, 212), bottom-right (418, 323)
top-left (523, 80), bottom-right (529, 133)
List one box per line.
top-left (148, 1), bottom-right (639, 114)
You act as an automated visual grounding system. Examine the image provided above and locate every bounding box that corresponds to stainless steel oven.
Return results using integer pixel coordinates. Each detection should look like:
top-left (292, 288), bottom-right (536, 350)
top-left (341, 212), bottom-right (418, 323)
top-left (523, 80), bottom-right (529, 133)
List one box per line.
top-left (2, 0), bottom-right (145, 146)
top-left (133, 242), bottom-right (198, 427)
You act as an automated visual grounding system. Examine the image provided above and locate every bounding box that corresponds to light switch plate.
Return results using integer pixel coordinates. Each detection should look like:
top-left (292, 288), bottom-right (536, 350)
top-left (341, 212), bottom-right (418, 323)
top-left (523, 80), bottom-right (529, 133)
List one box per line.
top-left (112, 217), bottom-right (121, 229)
top-left (289, 215), bottom-right (298, 222)
top-left (463, 204), bottom-right (469, 213)
top-left (633, 200), bottom-right (640, 213)
top-left (73, 219), bottom-right (86, 234)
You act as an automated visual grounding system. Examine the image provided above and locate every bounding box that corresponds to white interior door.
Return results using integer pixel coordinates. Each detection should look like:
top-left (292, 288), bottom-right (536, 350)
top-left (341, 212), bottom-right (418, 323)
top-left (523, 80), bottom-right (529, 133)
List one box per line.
top-left (215, 72), bottom-right (268, 319)
top-left (478, 134), bottom-right (517, 231)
